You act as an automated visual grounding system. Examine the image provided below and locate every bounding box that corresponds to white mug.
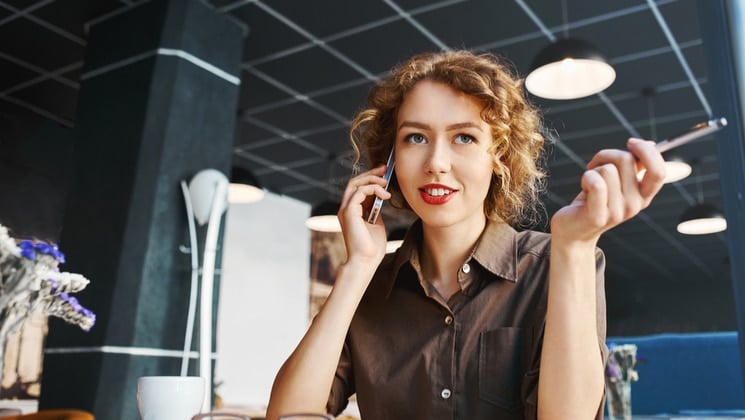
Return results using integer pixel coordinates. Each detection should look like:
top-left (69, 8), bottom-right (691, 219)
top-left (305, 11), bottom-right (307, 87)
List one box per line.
top-left (137, 376), bottom-right (205, 420)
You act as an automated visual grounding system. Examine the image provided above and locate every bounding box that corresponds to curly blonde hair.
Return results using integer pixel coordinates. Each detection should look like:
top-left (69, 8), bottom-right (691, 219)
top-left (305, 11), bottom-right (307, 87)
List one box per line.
top-left (350, 50), bottom-right (547, 226)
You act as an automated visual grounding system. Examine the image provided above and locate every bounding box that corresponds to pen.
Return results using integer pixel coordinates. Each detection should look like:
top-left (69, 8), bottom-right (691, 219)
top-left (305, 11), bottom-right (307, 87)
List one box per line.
top-left (655, 117), bottom-right (728, 153)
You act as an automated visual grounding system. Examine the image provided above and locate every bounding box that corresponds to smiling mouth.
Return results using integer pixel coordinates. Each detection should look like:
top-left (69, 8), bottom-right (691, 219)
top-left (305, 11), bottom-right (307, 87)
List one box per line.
top-left (422, 187), bottom-right (454, 197)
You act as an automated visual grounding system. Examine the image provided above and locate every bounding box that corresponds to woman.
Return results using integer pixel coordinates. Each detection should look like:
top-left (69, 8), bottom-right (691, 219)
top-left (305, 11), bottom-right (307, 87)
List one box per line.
top-left (267, 50), bottom-right (665, 420)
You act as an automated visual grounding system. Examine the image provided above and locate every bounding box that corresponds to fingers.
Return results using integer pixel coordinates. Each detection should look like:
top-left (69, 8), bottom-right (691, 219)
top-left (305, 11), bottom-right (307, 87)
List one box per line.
top-left (585, 138), bottom-right (665, 215)
top-left (627, 138), bottom-right (666, 200)
top-left (339, 165), bottom-right (392, 216)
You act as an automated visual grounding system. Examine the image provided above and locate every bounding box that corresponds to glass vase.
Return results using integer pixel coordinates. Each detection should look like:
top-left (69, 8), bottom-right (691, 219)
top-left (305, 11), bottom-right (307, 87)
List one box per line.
top-left (606, 379), bottom-right (632, 420)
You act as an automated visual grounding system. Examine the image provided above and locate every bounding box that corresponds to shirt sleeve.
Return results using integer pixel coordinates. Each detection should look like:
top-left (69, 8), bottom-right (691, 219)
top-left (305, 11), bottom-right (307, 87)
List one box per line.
top-left (522, 246), bottom-right (609, 420)
top-left (326, 337), bottom-right (355, 415)
top-left (594, 247), bottom-right (609, 420)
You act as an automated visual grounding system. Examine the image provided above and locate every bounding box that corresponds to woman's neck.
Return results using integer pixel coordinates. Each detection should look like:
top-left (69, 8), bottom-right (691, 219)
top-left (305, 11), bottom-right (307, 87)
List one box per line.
top-left (419, 216), bottom-right (487, 297)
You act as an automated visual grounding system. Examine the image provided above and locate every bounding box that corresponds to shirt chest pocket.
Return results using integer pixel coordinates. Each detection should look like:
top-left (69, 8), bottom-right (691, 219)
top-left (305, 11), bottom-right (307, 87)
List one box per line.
top-left (478, 327), bottom-right (524, 410)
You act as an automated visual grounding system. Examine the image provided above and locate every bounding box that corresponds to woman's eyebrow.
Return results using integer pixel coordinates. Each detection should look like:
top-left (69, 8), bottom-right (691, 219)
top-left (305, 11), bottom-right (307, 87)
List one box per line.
top-left (398, 121), bottom-right (483, 131)
top-left (446, 122), bottom-right (484, 131)
top-left (398, 121), bottom-right (429, 131)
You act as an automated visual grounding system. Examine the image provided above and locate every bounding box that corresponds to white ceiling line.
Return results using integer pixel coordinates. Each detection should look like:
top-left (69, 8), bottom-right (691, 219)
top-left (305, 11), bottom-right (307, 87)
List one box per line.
top-left (84, 0), bottom-right (148, 33)
top-left (252, 156), bottom-right (328, 176)
top-left (0, 0), bottom-right (85, 45)
top-left (234, 149), bottom-right (340, 196)
top-left (0, 93), bottom-right (72, 127)
top-left (637, 212), bottom-right (715, 277)
top-left (555, 110), bottom-right (709, 144)
top-left (597, 92), bottom-right (641, 137)
top-left (0, 51), bottom-right (79, 89)
top-left (235, 121), bottom-right (348, 153)
top-left (216, 0), bottom-right (260, 13)
top-left (244, 42), bottom-right (318, 67)
top-left (0, 0), bottom-right (54, 26)
top-left (240, 76), bottom-right (372, 117)
top-left (516, 0), bottom-right (714, 281)
top-left (544, 191), bottom-right (677, 282)
top-left (382, 0), bottom-right (449, 51)
top-left (477, 1), bottom-right (674, 56)
top-left (242, 2), bottom-right (691, 120)
top-left (514, 0), bottom-right (556, 41)
top-left (241, 0), bottom-right (463, 67)
top-left (646, 0), bottom-right (712, 116)
top-left (543, 78), bottom-right (707, 116)
top-left (243, 66), bottom-right (350, 124)
top-left (611, 39), bottom-right (703, 65)
top-left (2, 61), bottom-right (83, 96)
top-left (240, 114), bottom-right (329, 157)
top-left (253, 1), bottom-right (377, 81)
top-left (281, 174), bottom-right (350, 195)
top-left (244, 65), bottom-right (703, 132)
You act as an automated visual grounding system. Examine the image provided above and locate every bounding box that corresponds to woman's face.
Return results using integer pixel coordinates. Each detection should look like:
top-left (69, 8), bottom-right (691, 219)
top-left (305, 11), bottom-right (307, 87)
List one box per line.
top-left (394, 80), bottom-right (495, 230)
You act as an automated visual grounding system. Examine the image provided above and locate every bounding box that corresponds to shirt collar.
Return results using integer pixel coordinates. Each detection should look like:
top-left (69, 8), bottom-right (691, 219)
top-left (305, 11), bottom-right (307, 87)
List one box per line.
top-left (379, 218), bottom-right (519, 299)
top-left (471, 219), bottom-right (519, 283)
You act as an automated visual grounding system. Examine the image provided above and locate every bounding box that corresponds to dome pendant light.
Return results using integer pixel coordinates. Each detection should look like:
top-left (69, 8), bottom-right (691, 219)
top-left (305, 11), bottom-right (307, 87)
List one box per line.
top-left (639, 88), bottom-right (692, 184)
top-left (676, 161), bottom-right (726, 235)
top-left (306, 199), bottom-right (342, 232)
top-left (305, 154), bottom-right (342, 233)
top-left (524, 0), bottom-right (615, 100)
top-left (525, 38), bottom-right (616, 100)
top-left (228, 165), bottom-right (265, 204)
top-left (677, 203), bottom-right (727, 235)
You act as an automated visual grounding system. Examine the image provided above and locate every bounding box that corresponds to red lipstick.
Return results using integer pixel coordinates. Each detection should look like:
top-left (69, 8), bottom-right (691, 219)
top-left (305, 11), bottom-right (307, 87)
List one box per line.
top-left (419, 184), bottom-right (456, 205)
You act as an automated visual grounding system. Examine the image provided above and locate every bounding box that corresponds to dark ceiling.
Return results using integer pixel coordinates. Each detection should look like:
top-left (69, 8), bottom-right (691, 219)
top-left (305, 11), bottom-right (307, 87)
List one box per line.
top-left (0, 0), bottom-right (737, 324)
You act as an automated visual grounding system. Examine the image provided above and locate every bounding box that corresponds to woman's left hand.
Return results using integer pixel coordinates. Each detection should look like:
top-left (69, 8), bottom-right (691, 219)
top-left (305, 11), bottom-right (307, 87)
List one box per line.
top-left (550, 138), bottom-right (666, 246)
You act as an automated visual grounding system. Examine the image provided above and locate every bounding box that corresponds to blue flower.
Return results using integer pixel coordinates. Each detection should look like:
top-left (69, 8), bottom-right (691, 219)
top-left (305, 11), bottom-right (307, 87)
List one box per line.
top-left (35, 242), bottom-right (65, 263)
top-left (19, 240), bottom-right (36, 260)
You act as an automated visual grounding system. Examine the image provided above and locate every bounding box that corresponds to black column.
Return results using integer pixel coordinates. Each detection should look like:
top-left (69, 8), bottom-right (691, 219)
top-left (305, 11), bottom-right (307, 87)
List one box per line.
top-left (698, 0), bottom-right (745, 392)
top-left (38, 1), bottom-right (244, 418)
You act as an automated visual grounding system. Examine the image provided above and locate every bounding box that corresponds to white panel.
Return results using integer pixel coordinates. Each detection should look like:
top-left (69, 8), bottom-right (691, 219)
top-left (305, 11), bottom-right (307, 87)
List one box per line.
top-left (215, 191), bottom-right (311, 409)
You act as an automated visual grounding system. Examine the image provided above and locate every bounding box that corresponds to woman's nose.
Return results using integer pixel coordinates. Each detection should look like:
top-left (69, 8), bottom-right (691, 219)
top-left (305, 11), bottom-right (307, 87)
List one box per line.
top-left (425, 140), bottom-right (451, 174)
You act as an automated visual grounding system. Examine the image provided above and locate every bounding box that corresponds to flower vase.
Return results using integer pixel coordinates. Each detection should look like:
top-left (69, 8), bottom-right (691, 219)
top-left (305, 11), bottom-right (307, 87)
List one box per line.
top-left (0, 224), bottom-right (95, 399)
top-left (605, 343), bottom-right (639, 420)
top-left (0, 299), bottom-right (30, 381)
top-left (606, 378), bottom-right (632, 420)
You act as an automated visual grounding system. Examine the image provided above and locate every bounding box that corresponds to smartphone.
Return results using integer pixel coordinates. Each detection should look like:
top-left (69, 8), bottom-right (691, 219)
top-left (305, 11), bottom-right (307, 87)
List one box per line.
top-left (655, 117), bottom-right (727, 153)
top-left (366, 148), bottom-right (395, 224)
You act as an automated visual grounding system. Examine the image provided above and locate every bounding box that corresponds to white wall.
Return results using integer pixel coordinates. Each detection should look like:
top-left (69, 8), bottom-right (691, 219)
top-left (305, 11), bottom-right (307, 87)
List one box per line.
top-left (215, 191), bottom-right (311, 409)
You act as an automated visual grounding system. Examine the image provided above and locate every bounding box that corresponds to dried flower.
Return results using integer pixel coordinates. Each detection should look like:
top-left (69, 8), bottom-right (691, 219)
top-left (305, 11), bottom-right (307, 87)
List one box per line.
top-left (0, 224), bottom-right (95, 337)
top-left (606, 343), bottom-right (639, 383)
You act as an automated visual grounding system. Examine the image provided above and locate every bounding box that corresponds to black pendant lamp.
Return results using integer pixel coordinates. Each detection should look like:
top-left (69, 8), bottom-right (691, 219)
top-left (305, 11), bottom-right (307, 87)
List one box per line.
top-left (524, 0), bottom-right (615, 100)
top-left (228, 165), bottom-right (265, 204)
top-left (676, 161), bottom-right (726, 235)
top-left (525, 38), bottom-right (616, 100)
top-left (677, 203), bottom-right (727, 235)
top-left (305, 199), bottom-right (342, 232)
top-left (305, 154), bottom-right (342, 233)
top-left (641, 88), bottom-right (692, 184)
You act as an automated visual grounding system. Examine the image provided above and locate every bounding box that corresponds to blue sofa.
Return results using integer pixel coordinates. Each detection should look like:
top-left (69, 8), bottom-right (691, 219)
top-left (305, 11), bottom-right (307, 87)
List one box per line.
top-left (606, 332), bottom-right (745, 416)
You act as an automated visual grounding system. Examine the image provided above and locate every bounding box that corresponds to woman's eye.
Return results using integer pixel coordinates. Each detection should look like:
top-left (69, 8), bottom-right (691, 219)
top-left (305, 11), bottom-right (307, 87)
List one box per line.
top-left (405, 133), bottom-right (427, 144)
top-left (454, 134), bottom-right (476, 144)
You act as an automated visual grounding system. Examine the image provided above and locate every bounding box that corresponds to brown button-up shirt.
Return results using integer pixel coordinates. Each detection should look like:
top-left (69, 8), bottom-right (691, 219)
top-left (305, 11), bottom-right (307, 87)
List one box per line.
top-left (327, 219), bottom-right (607, 420)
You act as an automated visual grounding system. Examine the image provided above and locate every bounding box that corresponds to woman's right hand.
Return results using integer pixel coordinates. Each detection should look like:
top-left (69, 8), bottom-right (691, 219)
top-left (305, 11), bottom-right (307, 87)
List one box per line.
top-left (337, 164), bottom-right (392, 267)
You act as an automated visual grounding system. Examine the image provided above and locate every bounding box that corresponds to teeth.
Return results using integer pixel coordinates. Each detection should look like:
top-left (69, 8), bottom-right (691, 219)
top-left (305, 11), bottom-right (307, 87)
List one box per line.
top-left (425, 188), bottom-right (452, 197)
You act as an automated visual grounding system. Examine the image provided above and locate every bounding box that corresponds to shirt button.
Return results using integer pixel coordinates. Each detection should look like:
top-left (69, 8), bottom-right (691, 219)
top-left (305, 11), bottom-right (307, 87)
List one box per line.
top-left (461, 263), bottom-right (470, 273)
top-left (444, 315), bottom-right (453, 325)
top-left (441, 388), bottom-right (452, 399)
